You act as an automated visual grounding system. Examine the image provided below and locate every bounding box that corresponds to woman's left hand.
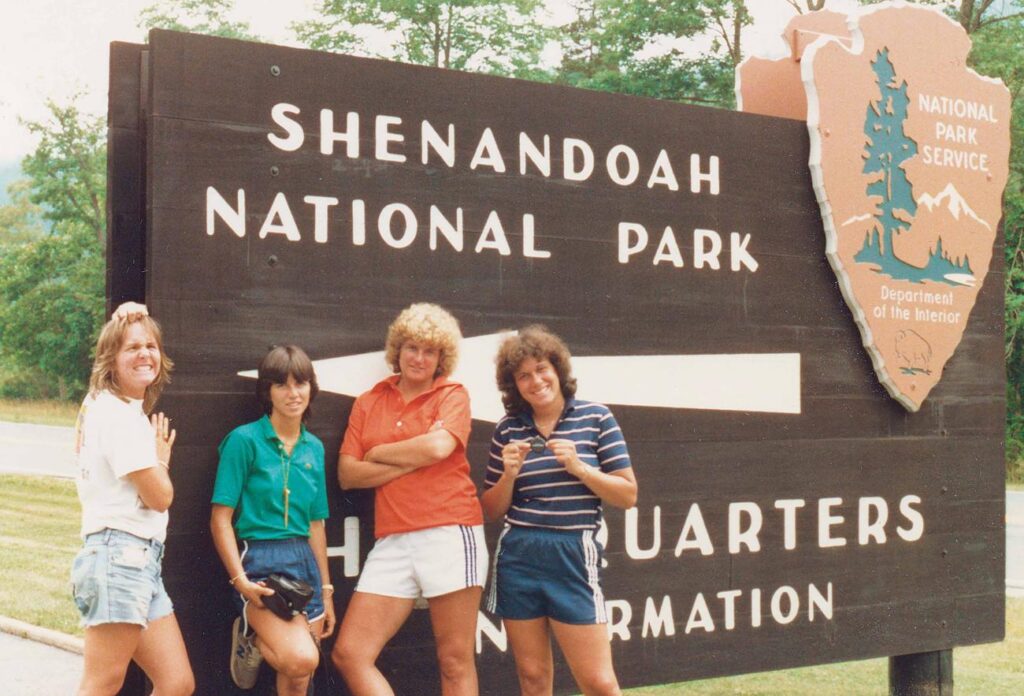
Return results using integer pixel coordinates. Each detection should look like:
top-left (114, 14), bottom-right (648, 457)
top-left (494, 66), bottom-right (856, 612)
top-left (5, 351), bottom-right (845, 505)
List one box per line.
top-left (548, 438), bottom-right (588, 479)
top-left (151, 412), bottom-right (176, 468)
top-left (319, 596), bottom-right (336, 639)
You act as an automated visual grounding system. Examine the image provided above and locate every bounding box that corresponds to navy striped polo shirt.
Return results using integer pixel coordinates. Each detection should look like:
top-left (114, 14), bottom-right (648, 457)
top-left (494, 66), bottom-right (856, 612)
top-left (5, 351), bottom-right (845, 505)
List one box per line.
top-left (484, 399), bottom-right (632, 530)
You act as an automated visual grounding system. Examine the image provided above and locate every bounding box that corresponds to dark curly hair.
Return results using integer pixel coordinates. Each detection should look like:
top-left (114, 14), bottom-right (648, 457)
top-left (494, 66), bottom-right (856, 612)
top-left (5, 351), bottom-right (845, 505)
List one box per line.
top-left (495, 325), bottom-right (577, 415)
top-left (256, 345), bottom-right (319, 422)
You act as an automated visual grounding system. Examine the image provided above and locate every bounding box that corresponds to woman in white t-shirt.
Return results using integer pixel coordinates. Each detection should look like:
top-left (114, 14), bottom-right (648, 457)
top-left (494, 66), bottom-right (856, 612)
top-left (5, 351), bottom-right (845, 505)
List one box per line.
top-left (71, 306), bottom-right (194, 696)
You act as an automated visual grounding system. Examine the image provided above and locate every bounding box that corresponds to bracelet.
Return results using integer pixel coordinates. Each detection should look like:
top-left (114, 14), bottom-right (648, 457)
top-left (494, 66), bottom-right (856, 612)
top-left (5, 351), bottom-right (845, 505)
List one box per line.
top-left (322, 583), bottom-right (335, 592)
top-left (229, 572), bottom-right (247, 586)
top-left (579, 466), bottom-right (591, 481)
top-left (157, 461), bottom-right (169, 470)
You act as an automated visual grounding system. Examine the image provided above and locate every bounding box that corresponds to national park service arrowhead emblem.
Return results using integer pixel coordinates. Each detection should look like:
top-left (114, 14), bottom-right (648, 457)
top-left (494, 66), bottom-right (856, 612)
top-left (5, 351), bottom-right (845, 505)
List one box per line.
top-left (800, 3), bottom-right (1010, 411)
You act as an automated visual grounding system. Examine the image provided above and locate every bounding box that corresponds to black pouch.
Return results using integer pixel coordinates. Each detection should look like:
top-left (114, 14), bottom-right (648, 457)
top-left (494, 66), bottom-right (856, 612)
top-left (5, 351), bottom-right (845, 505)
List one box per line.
top-left (261, 573), bottom-right (314, 620)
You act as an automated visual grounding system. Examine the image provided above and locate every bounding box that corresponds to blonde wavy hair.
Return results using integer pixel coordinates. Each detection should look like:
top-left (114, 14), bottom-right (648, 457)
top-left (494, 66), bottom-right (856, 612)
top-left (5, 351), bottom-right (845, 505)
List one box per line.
top-left (384, 303), bottom-right (461, 378)
top-left (89, 315), bottom-right (173, 413)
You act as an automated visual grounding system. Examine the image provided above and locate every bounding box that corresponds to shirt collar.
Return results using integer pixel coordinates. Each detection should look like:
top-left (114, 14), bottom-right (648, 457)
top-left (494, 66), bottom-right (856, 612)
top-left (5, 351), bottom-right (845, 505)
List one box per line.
top-left (519, 398), bottom-right (578, 429)
top-left (380, 374), bottom-right (454, 398)
top-left (258, 414), bottom-right (307, 444)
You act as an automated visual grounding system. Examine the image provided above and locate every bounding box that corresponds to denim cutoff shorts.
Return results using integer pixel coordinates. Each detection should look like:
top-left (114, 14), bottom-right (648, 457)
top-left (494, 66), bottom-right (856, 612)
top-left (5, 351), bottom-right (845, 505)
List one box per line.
top-left (234, 537), bottom-right (324, 621)
top-left (71, 528), bottom-right (173, 628)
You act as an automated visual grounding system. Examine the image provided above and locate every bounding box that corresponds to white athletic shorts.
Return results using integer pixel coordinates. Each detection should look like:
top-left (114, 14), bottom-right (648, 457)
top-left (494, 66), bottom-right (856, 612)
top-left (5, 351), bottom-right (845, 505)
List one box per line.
top-left (356, 524), bottom-right (488, 599)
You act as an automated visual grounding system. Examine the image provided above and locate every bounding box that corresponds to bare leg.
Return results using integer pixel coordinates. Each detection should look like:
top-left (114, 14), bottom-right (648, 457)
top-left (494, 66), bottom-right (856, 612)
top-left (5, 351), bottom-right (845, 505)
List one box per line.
top-left (332, 592), bottom-right (415, 696)
top-left (549, 621), bottom-right (620, 696)
top-left (504, 618), bottom-right (554, 696)
top-left (131, 613), bottom-right (195, 696)
top-left (246, 604), bottom-right (320, 696)
top-left (428, 587), bottom-right (483, 696)
top-left (77, 623), bottom-right (142, 696)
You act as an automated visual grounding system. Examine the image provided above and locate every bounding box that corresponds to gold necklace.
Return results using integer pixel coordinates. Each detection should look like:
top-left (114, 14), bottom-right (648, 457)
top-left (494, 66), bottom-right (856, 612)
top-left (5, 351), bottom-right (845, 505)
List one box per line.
top-left (279, 442), bottom-right (293, 528)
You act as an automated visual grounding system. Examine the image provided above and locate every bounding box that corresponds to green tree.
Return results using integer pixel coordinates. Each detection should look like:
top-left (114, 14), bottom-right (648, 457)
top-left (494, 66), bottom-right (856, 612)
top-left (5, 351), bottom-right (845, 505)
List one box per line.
top-left (0, 229), bottom-right (104, 400)
top-left (0, 99), bottom-right (107, 401)
top-left (293, 0), bottom-right (550, 80)
top-left (138, 0), bottom-right (260, 40)
top-left (966, 10), bottom-right (1024, 480)
top-left (556, 0), bottom-right (747, 107)
top-left (21, 100), bottom-right (106, 245)
top-left (0, 180), bottom-right (45, 246)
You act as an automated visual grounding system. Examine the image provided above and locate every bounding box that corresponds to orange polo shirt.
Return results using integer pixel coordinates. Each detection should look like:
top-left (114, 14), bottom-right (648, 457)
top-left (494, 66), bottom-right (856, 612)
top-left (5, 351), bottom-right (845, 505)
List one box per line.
top-left (341, 376), bottom-right (483, 538)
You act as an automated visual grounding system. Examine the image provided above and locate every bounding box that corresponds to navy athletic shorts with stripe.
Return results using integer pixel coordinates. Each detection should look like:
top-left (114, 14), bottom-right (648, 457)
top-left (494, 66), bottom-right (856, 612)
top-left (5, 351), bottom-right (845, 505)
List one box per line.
top-left (488, 525), bottom-right (607, 624)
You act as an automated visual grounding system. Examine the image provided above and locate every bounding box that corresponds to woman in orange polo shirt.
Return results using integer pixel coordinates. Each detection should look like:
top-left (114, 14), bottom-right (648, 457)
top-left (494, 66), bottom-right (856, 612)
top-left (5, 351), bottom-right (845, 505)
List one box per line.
top-left (331, 303), bottom-right (486, 696)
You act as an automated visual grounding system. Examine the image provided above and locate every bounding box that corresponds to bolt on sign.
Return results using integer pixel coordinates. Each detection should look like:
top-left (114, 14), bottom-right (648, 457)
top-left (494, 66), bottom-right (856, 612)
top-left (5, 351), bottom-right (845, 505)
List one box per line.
top-left (739, 3), bottom-right (1011, 411)
top-left (108, 17), bottom-right (1004, 695)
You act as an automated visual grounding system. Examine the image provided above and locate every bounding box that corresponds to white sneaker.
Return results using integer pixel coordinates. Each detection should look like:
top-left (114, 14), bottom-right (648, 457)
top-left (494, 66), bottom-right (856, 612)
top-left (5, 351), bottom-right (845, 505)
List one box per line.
top-left (230, 616), bottom-right (262, 689)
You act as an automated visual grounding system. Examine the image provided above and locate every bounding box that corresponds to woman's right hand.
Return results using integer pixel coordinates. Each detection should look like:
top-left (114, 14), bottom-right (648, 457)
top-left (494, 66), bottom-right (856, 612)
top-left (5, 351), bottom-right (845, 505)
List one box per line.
top-left (113, 301), bottom-right (148, 321)
top-left (234, 578), bottom-right (276, 608)
top-left (501, 441), bottom-right (530, 480)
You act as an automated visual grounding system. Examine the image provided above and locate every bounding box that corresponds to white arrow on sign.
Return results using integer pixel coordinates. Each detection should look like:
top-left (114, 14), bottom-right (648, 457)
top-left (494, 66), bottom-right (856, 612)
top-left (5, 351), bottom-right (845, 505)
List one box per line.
top-left (240, 333), bottom-right (801, 419)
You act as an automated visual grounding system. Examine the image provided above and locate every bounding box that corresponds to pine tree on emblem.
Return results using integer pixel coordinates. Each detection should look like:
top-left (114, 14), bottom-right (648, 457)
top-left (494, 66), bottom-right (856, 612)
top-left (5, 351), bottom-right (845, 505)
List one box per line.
top-left (857, 48), bottom-right (917, 263)
top-left (854, 49), bottom-right (971, 285)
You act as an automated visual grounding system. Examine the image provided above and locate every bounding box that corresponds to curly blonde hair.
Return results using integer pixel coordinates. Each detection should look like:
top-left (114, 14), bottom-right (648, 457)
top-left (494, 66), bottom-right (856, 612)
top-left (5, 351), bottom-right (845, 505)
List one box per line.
top-left (385, 303), bottom-right (462, 378)
top-left (89, 315), bottom-right (173, 413)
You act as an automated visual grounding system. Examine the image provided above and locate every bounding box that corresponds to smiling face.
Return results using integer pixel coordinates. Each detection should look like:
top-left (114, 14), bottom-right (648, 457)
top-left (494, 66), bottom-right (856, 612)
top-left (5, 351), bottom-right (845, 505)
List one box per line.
top-left (113, 322), bottom-right (161, 400)
top-left (398, 341), bottom-right (441, 389)
top-left (514, 357), bottom-right (563, 414)
top-left (269, 374), bottom-right (311, 421)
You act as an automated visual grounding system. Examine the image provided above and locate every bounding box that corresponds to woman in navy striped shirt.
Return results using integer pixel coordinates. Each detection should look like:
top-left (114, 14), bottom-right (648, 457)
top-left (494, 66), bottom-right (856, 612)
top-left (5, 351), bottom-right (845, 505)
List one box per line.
top-left (482, 326), bottom-right (637, 696)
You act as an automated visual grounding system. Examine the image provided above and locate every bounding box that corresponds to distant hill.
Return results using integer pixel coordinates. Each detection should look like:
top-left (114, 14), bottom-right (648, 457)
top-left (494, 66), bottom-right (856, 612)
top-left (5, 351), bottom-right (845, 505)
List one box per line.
top-left (0, 160), bottom-right (25, 206)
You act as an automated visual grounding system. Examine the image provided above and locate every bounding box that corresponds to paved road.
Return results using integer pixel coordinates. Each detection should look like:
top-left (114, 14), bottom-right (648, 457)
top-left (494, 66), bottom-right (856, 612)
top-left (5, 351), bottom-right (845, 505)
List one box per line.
top-left (0, 632), bottom-right (81, 695)
top-left (0, 420), bottom-right (76, 478)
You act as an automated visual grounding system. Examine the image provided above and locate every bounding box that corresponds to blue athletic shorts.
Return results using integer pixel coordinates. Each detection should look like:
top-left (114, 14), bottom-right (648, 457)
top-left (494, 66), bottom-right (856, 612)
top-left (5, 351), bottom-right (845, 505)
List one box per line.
top-left (71, 528), bottom-right (173, 628)
top-left (487, 525), bottom-right (607, 624)
top-left (235, 537), bottom-right (324, 621)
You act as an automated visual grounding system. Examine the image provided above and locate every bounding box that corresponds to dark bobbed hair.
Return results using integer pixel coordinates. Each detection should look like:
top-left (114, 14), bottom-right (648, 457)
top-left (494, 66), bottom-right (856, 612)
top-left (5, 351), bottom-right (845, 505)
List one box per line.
top-left (495, 325), bottom-right (577, 415)
top-left (256, 345), bottom-right (319, 421)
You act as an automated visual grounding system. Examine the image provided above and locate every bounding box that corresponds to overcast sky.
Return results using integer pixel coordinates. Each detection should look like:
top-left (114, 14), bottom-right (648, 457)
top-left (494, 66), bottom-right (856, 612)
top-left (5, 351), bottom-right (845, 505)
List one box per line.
top-left (0, 0), bottom-right (857, 165)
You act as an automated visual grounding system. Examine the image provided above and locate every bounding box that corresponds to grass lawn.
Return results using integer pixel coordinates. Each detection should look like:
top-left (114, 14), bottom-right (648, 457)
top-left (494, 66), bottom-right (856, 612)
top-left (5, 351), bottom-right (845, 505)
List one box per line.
top-left (0, 399), bottom-right (79, 427)
top-left (0, 472), bottom-right (1020, 692)
top-left (0, 474), bottom-right (82, 635)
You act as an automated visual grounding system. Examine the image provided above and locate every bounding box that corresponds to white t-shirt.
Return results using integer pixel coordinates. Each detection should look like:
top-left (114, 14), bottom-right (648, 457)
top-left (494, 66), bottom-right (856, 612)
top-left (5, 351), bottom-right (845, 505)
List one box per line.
top-left (74, 390), bottom-right (168, 542)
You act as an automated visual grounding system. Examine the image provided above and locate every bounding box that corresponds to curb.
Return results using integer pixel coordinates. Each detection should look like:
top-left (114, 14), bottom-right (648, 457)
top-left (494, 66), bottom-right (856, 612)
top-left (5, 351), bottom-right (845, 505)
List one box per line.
top-left (0, 615), bottom-right (83, 655)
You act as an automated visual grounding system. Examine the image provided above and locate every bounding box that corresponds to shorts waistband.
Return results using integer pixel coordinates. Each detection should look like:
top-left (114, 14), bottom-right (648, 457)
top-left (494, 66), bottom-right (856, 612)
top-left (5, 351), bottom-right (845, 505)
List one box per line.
top-left (506, 524), bottom-right (593, 537)
top-left (85, 528), bottom-right (165, 552)
top-left (241, 537), bottom-right (309, 549)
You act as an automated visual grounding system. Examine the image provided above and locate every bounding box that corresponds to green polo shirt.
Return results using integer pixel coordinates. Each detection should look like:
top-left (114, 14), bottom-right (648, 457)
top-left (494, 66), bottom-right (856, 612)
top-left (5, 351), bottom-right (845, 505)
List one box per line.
top-left (212, 415), bottom-right (329, 540)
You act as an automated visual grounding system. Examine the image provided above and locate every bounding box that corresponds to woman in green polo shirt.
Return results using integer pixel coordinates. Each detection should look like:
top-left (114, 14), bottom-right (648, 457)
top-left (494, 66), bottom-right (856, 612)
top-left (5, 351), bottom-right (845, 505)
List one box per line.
top-left (210, 345), bottom-right (334, 695)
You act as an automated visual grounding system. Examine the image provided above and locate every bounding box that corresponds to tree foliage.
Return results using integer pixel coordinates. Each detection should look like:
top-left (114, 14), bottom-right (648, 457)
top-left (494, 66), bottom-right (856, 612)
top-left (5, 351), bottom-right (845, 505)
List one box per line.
top-left (967, 9), bottom-right (1024, 480)
top-left (0, 100), bottom-right (106, 401)
top-left (556, 0), bottom-right (747, 107)
top-left (294, 0), bottom-right (551, 79)
top-left (0, 227), bottom-right (104, 400)
top-left (20, 100), bottom-right (106, 245)
top-left (0, 180), bottom-right (45, 246)
top-left (138, 0), bottom-right (260, 40)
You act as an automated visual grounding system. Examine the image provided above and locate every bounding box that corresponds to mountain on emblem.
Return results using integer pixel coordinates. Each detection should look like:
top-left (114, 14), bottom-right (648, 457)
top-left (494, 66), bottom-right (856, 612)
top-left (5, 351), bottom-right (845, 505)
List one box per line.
top-left (737, 2), bottom-right (1011, 411)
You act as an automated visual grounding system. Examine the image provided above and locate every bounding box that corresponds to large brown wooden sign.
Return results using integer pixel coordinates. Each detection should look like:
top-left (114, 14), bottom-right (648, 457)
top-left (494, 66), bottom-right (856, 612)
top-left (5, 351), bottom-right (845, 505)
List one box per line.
top-left (108, 29), bottom-right (1005, 695)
